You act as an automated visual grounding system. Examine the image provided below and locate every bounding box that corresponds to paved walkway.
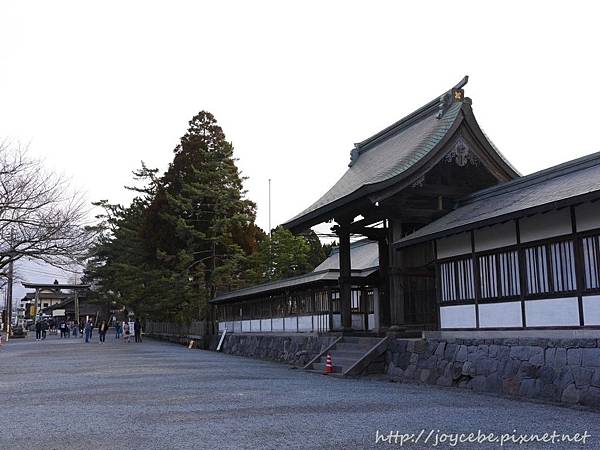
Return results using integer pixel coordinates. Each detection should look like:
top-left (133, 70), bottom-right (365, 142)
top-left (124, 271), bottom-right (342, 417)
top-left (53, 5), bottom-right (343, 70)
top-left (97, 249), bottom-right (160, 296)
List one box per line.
top-left (0, 335), bottom-right (599, 449)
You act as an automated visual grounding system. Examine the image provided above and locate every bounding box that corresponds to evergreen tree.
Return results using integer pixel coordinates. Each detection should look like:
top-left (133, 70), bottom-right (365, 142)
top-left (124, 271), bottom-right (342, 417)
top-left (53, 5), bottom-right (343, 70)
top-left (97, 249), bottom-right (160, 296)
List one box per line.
top-left (85, 111), bottom-right (331, 322)
top-left (246, 226), bottom-right (327, 282)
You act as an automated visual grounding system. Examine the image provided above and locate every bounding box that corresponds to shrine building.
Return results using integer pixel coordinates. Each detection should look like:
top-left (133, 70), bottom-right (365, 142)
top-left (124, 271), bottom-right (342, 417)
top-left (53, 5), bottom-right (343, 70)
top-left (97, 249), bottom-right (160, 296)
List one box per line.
top-left (211, 77), bottom-right (600, 337)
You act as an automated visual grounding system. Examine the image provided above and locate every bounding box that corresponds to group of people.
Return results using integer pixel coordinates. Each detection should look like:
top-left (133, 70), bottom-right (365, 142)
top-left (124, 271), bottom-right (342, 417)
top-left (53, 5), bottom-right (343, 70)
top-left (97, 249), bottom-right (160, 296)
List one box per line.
top-left (35, 318), bottom-right (143, 344)
top-left (112, 318), bottom-right (142, 343)
top-left (35, 319), bottom-right (70, 339)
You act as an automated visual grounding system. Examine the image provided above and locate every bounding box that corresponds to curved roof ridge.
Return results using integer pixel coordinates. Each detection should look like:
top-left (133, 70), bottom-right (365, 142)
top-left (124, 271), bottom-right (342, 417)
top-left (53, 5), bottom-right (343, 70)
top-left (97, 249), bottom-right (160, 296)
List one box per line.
top-left (480, 129), bottom-right (521, 176)
top-left (284, 101), bottom-right (464, 229)
top-left (355, 76), bottom-right (469, 156)
top-left (363, 101), bottom-right (463, 185)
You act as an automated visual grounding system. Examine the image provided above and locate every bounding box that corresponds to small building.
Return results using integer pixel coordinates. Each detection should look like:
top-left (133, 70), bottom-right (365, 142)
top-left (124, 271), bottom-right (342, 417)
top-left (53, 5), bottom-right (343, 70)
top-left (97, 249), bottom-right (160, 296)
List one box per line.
top-left (395, 152), bottom-right (600, 332)
top-left (21, 281), bottom-right (93, 323)
top-left (21, 291), bottom-right (69, 313)
top-left (211, 77), bottom-right (600, 337)
top-left (213, 240), bottom-right (379, 333)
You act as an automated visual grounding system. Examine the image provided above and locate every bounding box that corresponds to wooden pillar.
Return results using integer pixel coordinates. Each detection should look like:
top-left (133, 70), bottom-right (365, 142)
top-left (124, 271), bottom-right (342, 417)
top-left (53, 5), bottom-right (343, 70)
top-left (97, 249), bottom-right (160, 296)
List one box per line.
top-left (571, 206), bottom-right (585, 327)
top-left (338, 224), bottom-right (352, 331)
top-left (377, 236), bottom-right (391, 328)
top-left (311, 290), bottom-right (316, 333)
top-left (327, 288), bottom-right (333, 332)
top-left (388, 219), bottom-right (405, 326)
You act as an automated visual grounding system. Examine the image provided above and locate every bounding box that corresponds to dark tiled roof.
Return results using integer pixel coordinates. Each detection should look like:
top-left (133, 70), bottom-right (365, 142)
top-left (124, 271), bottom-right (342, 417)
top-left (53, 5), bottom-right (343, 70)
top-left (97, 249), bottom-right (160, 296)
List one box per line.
top-left (24, 292), bottom-right (69, 300)
top-left (394, 151), bottom-right (600, 248)
top-left (211, 270), bottom-right (340, 304)
top-left (210, 239), bottom-right (379, 304)
top-left (314, 239), bottom-right (378, 271)
top-left (283, 99), bottom-right (463, 230)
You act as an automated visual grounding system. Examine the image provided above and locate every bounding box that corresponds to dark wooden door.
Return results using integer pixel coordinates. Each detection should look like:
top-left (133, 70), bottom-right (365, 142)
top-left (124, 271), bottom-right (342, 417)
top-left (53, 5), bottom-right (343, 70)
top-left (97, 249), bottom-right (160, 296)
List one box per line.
top-left (403, 274), bottom-right (437, 330)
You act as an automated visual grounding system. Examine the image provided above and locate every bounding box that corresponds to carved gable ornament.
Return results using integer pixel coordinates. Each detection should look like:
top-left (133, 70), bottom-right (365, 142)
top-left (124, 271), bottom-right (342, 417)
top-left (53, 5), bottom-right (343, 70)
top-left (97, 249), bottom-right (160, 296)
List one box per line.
top-left (445, 136), bottom-right (478, 167)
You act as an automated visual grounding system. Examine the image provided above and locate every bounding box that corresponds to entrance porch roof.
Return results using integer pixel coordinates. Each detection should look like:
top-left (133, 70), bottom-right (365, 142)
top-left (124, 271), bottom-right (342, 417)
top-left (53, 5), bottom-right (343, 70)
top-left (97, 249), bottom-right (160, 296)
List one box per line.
top-left (283, 76), bottom-right (519, 232)
top-left (394, 151), bottom-right (600, 249)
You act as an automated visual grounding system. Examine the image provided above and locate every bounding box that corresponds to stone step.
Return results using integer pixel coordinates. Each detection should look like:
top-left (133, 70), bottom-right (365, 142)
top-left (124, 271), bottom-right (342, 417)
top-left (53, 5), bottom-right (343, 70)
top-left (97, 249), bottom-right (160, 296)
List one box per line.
top-left (334, 342), bottom-right (374, 352)
top-left (325, 356), bottom-right (358, 367)
top-left (393, 331), bottom-right (423, 339)
top-left (330, 344), bottom-right (372, 356)
top-left (327, 349), bottom-right (366, 359)
top-left (341, 336), bottom-right (381, 345)
top-left (312, 362), bottom-right (343, 373)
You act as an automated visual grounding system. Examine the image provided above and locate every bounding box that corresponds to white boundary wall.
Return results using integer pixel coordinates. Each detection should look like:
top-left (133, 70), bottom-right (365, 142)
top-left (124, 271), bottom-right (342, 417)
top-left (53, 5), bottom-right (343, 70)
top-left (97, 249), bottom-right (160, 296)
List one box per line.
top-left (478, 301), bottom-right (522, 328)
top-left (217, 313), bottom-right (375, 334)
top-left (440, 305), bottom-right (476, 329)
top-left (583, 295), bottom-right (600, 325)
top-left (437, 204), bottom-right (600, 330)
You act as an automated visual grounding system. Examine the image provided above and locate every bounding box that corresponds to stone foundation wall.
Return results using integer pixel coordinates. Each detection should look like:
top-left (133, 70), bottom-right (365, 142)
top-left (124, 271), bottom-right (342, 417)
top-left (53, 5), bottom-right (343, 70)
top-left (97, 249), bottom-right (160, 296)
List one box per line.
top-left (209, 333), bottom-right (337, 367)
top-left (386, 337), bottom-right (600, 408)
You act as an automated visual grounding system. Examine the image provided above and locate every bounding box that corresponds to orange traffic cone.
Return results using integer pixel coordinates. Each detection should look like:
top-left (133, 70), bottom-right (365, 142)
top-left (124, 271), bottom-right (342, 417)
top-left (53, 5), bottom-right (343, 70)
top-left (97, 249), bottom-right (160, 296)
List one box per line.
top-left (324, 353), bottom-right (333, 375)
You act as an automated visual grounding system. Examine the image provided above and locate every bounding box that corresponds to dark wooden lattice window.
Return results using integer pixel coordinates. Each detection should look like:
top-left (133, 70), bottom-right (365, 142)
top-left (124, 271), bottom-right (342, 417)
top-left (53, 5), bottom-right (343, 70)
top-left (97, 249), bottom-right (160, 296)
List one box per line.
top-left (351, 289), bottom-right (361, 312)
top-left (314, 290), bottom-right (329, 312)
top-left (525, 240), bottom-right (576, 295)
top-left (440, 257), bottom-right (474, 302)
top-left (478, 250), bottom-right (520, 299)
top-left (583, 234), bottom-right (600, 290)
top-left (331, 290), bottom-right (340, 313)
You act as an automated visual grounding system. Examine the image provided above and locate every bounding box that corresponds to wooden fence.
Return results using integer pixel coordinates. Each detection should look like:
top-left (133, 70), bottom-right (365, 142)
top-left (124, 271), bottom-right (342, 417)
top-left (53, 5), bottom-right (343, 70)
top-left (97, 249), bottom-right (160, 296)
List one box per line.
top-left (144, 320), bottom-right (208, 337)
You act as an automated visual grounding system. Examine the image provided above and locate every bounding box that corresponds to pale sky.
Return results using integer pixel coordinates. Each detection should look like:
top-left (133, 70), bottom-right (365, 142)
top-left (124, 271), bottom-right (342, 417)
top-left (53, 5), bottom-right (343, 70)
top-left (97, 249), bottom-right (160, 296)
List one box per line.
top-left (2, 1), bottom-right (600, 293)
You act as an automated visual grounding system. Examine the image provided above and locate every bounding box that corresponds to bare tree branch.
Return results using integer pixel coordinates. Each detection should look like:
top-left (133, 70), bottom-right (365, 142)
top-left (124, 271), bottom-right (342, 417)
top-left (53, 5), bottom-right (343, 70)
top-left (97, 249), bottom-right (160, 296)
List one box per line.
top-left (0, 142), bottom-right (95, 272)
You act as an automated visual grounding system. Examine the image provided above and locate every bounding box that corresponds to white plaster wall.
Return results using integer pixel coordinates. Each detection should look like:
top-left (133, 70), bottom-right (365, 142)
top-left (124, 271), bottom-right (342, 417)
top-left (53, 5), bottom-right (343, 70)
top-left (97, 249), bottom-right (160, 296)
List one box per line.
top-left (440, 304), bottom-right (476, 329)
top-left (520, 209), bottom-right (571, 243)
top-left (436, 233), bottom-right (471, 259)
top-left (241, 320), bottom-right (251, 332)
top-left (583, 295), bottom-right (600, 326)
top-left (368, 313), bottom-right (375, 331)
top-left (298, 316), bottom-right (313, 332)
top-left (373, 288), bottom-right (380, 332)
top-left (313, 314), bottom-right (329, 332)
top-left (260, 319), bottom-right (272, 332)
top-left (478, 301), bottom-right (522, 328)
top-left (284, 317), bottom-right (297, 332)
top-left (474, 222), bottom-right (517, 252)
top-left (234, 321), bottom-right (242, 333)
top-left (351, 314), bottom-right (365, 330)
top-left (272, 318), bottom-right (284, 331)
top-left (332, 314), bottom-right (341, 330)
top-left (218, 322), bottom-right (226, 332)
top-left (525, 297), bottom-right (579, 327)
top-left (576, 202), bottom-right (600, 232)
top-left (250, 320), bottom-right (261, 332)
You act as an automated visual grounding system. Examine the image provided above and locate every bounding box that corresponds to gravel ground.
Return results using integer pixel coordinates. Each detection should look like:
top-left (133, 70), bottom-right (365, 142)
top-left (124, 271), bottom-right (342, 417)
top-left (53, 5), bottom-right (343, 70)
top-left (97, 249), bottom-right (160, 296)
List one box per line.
top-left (0, 335), bottom-right (599, 450)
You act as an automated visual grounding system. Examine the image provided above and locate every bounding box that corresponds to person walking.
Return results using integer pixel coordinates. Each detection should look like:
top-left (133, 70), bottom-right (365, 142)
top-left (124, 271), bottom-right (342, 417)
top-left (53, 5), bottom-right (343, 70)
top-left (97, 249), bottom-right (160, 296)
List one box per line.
top-left (123, 321), bottom-right (130, 343)
top-left (134, 318), bottom-right (142, 343)
top-left (41, 320), bottom-right (48, 340)
top-left (115, 321), bottom-right (122, 339)
top-left (35, 321), bottom-right (42, 340)
top-left (84, 320), bottom-right (92, 343)
top-left (98, 320), bottom-right (108, 343)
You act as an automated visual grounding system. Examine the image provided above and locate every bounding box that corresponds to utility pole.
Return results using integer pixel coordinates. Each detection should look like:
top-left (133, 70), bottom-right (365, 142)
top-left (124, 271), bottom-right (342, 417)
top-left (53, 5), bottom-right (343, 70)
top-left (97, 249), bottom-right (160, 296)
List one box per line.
top-left (74, 278), bottom-right (80, 327)
top-left (6, 258), bottom-right (13, 341)
top-left (5, 229), bottom-right (14, 341)
top-left (268, 178), bottom-right (272, 280)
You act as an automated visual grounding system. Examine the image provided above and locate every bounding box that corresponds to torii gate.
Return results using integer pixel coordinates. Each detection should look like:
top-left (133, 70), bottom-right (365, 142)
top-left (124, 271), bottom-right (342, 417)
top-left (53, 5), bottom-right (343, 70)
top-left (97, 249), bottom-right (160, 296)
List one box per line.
top-left (21, 282), bottom-right (90, 323)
